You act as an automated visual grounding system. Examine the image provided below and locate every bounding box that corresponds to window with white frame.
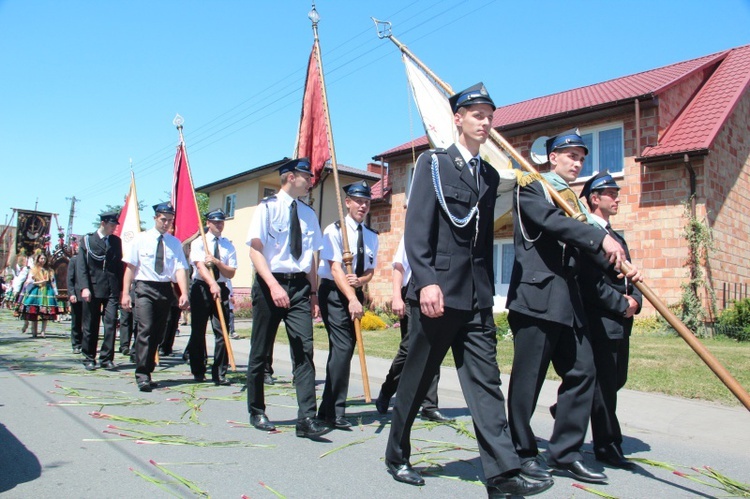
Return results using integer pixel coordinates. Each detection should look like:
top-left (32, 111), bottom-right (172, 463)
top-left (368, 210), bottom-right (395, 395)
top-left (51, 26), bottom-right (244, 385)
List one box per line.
top-left (223, 193), bottom-right (236, 218)
top-left (578, 123), bottom-right (624, 179)
top-left (493, 241), bottom-right (515, 286)
top-left (405, 162), bottom-right (416, 203)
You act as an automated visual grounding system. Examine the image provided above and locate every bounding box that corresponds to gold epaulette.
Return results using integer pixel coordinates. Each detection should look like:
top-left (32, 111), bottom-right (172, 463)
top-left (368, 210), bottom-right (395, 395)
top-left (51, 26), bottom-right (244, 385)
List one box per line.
top-left (516, 171), bottom-right (542, 187)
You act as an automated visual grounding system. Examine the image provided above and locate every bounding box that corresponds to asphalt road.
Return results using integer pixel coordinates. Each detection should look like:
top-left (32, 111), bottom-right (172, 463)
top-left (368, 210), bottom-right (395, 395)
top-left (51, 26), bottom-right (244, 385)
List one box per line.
top-left (1, 310), bottom-right (748, 498)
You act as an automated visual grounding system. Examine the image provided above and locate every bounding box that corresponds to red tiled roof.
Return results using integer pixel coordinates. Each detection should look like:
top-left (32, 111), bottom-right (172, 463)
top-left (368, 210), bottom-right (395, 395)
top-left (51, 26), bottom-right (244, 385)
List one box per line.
top-left (376, 45), bottom-right (748, 159)
top-left (370, 173), bottom-right (391, 201)
top-left (641, 44), bottom-right (750, 159)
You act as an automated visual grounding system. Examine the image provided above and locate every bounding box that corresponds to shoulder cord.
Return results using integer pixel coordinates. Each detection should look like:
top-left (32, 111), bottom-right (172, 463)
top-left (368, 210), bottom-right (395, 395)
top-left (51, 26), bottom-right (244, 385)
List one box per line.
top-left (265, 203), bottom-right (276, 240)
top-left (431, 153), bottom-right (479, 229)
top-left (83, 234), bottom-right (107, 269)
top-left (516, 182), bottom-right (545, 243)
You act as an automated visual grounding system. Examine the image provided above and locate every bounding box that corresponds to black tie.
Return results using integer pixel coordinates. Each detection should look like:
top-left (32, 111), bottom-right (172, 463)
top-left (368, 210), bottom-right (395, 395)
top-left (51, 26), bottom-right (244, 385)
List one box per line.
top-left (469, 158), bottom-right (479, 188)
top-left (355, 224), bottom-right (365, 277)
top-left (212, 237), bottom-right (221, 281)
top-left (155, 234), bottom-right (164, 274)
top-left (290, 200), bottom-right (302, 260)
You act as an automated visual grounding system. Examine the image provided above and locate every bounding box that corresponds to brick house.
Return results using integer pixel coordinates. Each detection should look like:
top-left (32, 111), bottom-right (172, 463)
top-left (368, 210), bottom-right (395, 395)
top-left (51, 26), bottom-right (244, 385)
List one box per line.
top-left (367, 44), bottom-right (750, 317)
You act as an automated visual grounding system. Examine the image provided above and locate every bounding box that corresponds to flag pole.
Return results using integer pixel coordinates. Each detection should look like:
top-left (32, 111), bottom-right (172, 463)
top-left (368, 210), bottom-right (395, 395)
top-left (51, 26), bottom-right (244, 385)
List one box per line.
top-left (174, 115), bottom-right (236, 372)
top-left (310, 5), bottom-right (371, 402)
top-left (373, 19), bottom-right (750, 411)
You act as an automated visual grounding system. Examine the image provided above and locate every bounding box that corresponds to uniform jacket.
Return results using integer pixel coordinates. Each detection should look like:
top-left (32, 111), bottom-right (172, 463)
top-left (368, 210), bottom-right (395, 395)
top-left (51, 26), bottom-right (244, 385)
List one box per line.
top-left (405, 144), bottom-right (498, 311)
top-left (506, 179), bottom-right (607, 327)
top-left (66, 253), bottom-right (81, 300)
top-left (77, 232), bottom-right (123, 299)
top-left (579, 226), bottom-right (643, 339)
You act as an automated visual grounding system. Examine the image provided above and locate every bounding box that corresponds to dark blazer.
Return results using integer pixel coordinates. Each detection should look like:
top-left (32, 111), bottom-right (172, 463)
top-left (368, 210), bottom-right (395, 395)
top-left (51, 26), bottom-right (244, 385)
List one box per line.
top-left (579, 226), bottom-right (643, 339)
top-left (77, 232), bottom-right (123, 299)
top-left (405, 144), bottom-right (498, 311)
top-left (66, 253), bottom-right (81, 300)
top-left (505, 179), bottom-right (608, 328)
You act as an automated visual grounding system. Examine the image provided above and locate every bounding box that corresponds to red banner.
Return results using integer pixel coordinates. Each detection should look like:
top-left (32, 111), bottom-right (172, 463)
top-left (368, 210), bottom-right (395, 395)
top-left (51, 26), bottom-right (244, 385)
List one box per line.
top-left (296, 43), bottom-right (330, 187)
top-left (171, 143), bottom-right (200, 242)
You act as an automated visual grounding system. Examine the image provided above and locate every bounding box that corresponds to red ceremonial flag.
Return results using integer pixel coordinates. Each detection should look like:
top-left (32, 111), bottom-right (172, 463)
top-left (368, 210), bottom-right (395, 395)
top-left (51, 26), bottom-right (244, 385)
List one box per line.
top-left (171, 143), bottom-right (201, 242)
top-left (295, 43), bottom-right (330, 187)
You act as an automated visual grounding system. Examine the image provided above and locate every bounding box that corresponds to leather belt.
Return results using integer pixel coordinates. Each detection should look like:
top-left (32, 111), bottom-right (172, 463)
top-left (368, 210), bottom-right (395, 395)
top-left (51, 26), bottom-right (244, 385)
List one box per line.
top-left (272, 272), bottom-right (306, 281)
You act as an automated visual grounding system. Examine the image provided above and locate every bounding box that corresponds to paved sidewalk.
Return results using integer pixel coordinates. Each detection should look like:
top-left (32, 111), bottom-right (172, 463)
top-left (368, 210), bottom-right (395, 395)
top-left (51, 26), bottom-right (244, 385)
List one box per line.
top-left (1, 311), bottom-right (748, 498)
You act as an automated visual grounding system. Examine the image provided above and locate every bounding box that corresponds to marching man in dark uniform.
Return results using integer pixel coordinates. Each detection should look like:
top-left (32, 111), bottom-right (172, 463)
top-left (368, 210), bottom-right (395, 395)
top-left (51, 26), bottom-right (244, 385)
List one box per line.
top-left (188, 209), bottom-right (237, 385)
top-left (121, 202), bottom-right (189, 392)
top-left (317, 180), bottom-right (379, 430)
top-left (506, 130), bottom-right (641, 484)
top-left (579, 171), bottom-right (642, 469)
top-left (385, 83), bottom-right (552, 498)
top-left (245, 158), bottom-right (330, 439)
top-left (66, 246), bottom-right (83, 354)
top-left (78, 211), bottom-right (123, 371)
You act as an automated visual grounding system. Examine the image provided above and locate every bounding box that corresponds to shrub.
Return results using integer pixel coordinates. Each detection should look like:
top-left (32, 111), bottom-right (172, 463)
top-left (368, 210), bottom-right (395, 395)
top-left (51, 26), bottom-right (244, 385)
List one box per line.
top-left (233, 297), bottom-right (253, 319)
top-left (716, 298), bottom-right (750, 341)
top-left (360, 310), bottom-right (388, 331)
top-left (494, 312), bottom-right (510, 340)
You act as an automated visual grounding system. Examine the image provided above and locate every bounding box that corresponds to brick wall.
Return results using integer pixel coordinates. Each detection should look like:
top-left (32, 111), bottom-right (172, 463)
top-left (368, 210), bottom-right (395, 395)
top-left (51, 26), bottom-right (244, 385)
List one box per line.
top-left (704, 89), bottom-right (750, 312)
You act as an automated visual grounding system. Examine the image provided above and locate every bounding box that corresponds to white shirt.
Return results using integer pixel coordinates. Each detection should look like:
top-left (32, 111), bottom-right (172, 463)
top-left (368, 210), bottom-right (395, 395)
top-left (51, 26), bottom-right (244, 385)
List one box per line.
top-left (392, 236), bottom-right (411, 287)
top-left (246, 188), bottom-right (323, 274)
top-left (318, 214), bottom-right (379, 280)
top-left (123, 227), bottom-right (188, 283)
top-left (190, 233), bottom-right (237, 284)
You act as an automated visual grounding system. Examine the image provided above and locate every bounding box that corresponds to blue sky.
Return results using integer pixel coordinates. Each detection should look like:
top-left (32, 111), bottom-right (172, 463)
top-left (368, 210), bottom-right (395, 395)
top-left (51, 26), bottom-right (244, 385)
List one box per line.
top-left (1, 0), bottom-right (749, 236)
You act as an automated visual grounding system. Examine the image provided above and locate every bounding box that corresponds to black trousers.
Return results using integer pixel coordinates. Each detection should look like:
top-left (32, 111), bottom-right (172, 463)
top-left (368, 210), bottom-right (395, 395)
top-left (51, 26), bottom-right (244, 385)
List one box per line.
top-left (69, 300), bottom-right (83, 350)
top-left (246, 273), bottom-right (316, 420)
top-left (81, 295), bottom-right (118, 364)
top-left (160, 305), bottom-right (181, 354)
top-left (188, 280), bottom-right (230, 381)
top-left (119, 289), bottom-right (136, 352)
top-left (133, 281), bottom-right (175, 384)
top-left (507, 311), bottom-right (596, 465)
top-left (380, 287), bottom-right (439, 411)
top-left (386, 303), bottom-right (520, 480)
top-left (317, 278), bottom-right (364, 420)
top-left (590, 333), bottom-right (629, 451)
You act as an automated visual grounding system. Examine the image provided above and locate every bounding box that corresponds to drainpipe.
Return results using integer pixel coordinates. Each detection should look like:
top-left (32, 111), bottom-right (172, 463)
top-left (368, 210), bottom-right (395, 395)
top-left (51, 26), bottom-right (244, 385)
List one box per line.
top-left (635, 98), bottom-right (641, 155)
top-left (684, 153), bottom-right (696, 217)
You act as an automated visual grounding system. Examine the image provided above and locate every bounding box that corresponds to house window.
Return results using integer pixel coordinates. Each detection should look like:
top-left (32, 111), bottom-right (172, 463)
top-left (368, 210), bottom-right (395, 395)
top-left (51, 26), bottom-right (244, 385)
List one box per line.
top-left (223, 194), bottom-right (237, 218)
top-left (493, 242), bottom-right (515, 285)
top-left (263, 187), bottom-right (277, 198)
top-left (405, 162), bottom-right (416, 203)
top-left (579, 124), bottom-right (624, 179)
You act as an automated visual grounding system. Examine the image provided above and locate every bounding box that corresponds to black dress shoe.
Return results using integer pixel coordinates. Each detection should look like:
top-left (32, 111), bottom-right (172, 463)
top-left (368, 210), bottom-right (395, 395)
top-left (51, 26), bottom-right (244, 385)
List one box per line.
top-left (138, 382), bottom-right (152, 392)
top-left (325, 416), bottom-right (352, 430)
top-left (520, 458), bottom-right (552, 480)
top-left (84, 361), bottom-right (96, 371)
top-left (421, 409), bottom-right (455, 423)
top-left (101, 360), bottom-right (117, 371)
top-left (250, 413), bottom-right (276, 431)
top-left (149, 380), bottom-right (159, 388)
top-left (595, 444), bottom-right (635, 469)
top-left (487, 474), bottom-right (554, 498)
top-left (263, 373), bottom-right (275, 386)
top-left (385, 460), bottom-right (424, 486)
top-left (295, 417), bottom-right (332, 439)
top-left (375, 392), bottom-right (390, 415)
top-left (213, 377), bottom-right (231, 386)
top-left (73, 347), bottom-right (82, 354)
top-left (193, 375), bottom-right (206, 382)
top-left (552, 460), bottom-right (607, 483)
top-left (120, 346), bottom-right (130, 356)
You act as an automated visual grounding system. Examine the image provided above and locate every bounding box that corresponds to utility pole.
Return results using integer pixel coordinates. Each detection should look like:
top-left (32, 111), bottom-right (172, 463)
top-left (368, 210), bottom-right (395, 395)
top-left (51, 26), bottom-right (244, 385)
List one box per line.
top-left (65, 196), bottom-right (79, 244)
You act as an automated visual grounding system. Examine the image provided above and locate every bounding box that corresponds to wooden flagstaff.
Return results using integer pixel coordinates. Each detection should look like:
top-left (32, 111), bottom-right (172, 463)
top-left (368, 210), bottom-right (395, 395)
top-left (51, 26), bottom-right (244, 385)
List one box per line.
top-left (174, 115), bottom-right (236, 371)
top-left (310, 5), bottom-right (371, 402)
top-left (373, 20), bottom-right (750, 411)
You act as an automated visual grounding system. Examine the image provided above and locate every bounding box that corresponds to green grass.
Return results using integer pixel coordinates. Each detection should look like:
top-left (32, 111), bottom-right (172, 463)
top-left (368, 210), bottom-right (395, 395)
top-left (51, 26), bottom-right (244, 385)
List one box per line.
top-left (236, 323), bottom-right (750, 407)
